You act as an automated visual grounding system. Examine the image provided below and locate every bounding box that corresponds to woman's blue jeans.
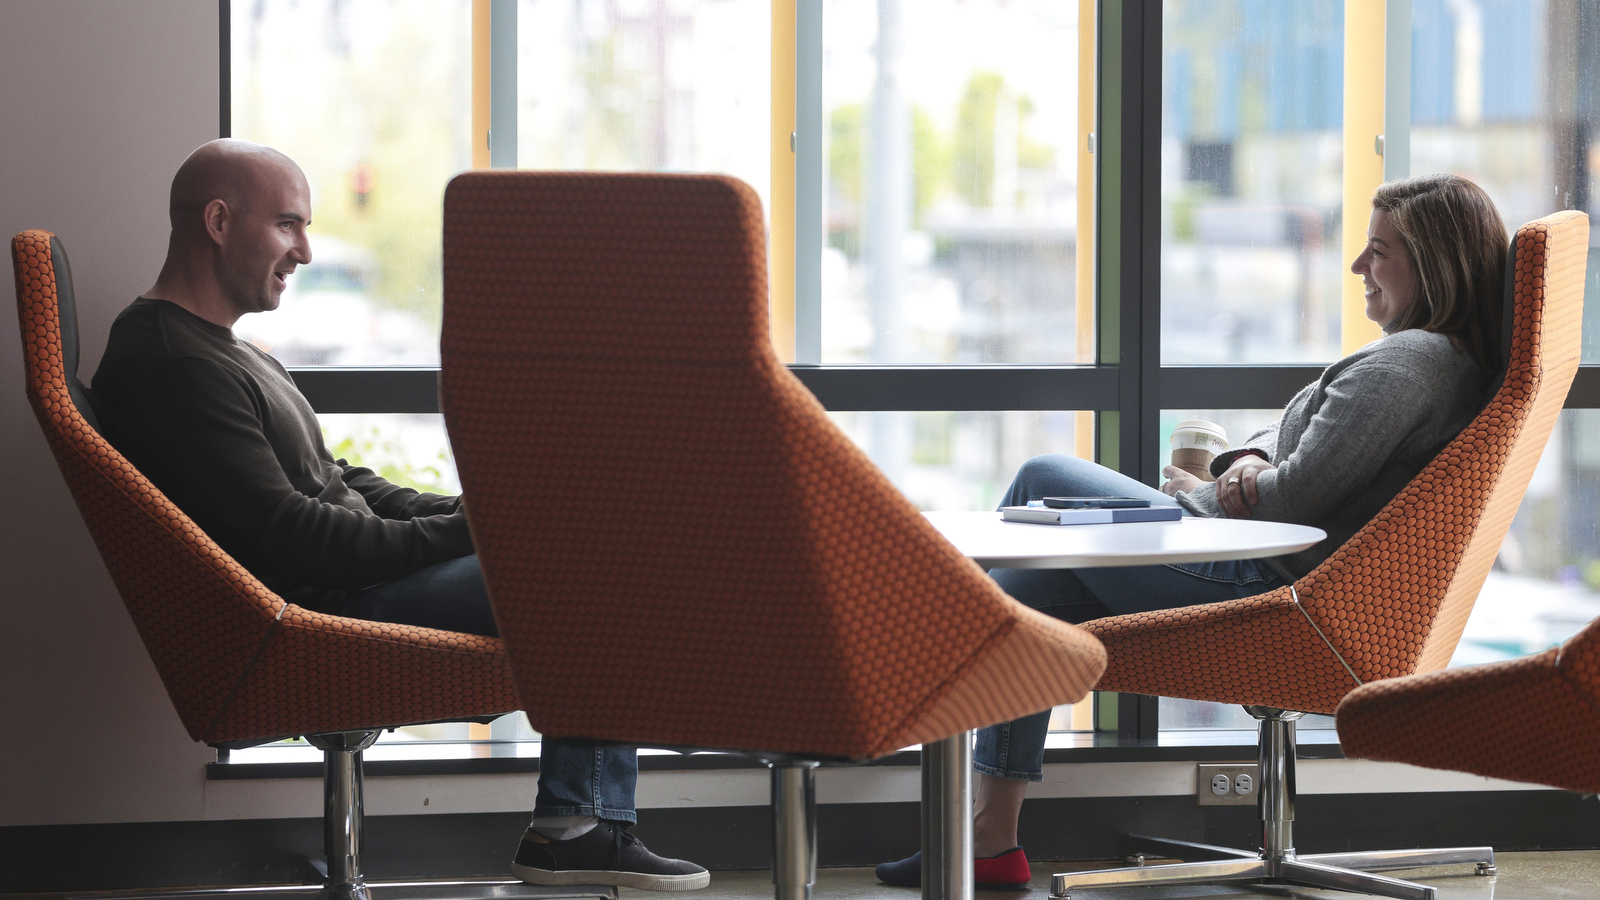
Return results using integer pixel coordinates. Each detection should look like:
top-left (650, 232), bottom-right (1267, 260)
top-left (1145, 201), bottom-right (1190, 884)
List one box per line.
top-left (345, 554), bottom-right (639, 823)
top-left (975, 455), bottom-right (1288, 782)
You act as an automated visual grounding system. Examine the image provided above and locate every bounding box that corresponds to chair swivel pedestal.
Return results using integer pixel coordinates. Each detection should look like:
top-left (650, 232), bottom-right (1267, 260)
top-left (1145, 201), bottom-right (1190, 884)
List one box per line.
top-left (71, 731), bottom-right (616, 900)
top-left (920, 733), bottom-right (974, 900)
top-left (771, 732), bottom-right (973, 900)
top-left (305, 732), bottom-right (383, 900)
top-left (771, 760), bottom-right (820, 900)
top-left (1050, 708), bottom-right (1494, 900)
top-left (766, 734), bottom-right (973, 900)
top-left (201, 732), bottom-right (620, 900)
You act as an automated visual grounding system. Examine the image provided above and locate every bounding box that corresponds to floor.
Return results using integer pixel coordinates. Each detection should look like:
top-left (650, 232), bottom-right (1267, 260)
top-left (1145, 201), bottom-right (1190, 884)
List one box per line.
top-left (659, 852), bottom-right (1600, 900)
top-left (5, 852), bottom-right (1593, 900)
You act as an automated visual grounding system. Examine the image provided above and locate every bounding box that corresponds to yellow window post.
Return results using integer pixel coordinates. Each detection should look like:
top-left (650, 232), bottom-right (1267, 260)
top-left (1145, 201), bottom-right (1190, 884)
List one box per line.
top-left (471, 0), bottom-right (491, 170)
top-left (770, 0), bottom-right (798, 363)
top-left (1074, 0), bottom-right (1097, 462)
top-left (1342, 0), bottom-right (1387, 353)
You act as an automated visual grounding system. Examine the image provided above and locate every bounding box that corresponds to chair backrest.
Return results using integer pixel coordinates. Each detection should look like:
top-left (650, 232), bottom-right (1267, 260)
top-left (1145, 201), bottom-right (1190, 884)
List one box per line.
top-left (1334, 611), bottom-right (1600, 793)
top-left (11, 229), bottom-right (285, 742)
top-left (1298, 211), bottom-right (1589, 682)
top-left (440, 172), bottom-right (1104, 760)
top-left (22, 235), bottom-right (104, 431)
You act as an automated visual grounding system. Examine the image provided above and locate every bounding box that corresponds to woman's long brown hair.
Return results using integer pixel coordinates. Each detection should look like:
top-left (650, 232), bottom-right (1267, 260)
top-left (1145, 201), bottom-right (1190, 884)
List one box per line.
top-left (1372, 174), bottom-right (1509, 374)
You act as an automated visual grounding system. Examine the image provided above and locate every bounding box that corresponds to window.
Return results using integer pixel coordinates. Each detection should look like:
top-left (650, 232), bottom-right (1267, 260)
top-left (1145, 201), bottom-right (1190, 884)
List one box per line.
top-left (1403, 1), bottom-right (1600, 669)
top-left (821, 0), bottom-right (1088, 366)
top-left (229, 0), bottom-right (1600, 750)
top-left (514, 1), bottom-right (771, 199)
top-left (1161, 1), bottom-right (1345, 364)
top-left (230, 0), bottom-right (470, 366)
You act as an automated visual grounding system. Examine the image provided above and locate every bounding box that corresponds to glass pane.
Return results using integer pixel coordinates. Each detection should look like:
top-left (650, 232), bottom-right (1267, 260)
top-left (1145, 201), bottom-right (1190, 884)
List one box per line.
top-left (1407, 0), bottom-right (1600, 361)
top-left (381, 711), bottom-right (539, 748)
top-left (1048, 701), bottom-right (1094, 734)
top-left (1161, 0), bottom-right (1346, 364)
top-left (1458, 409), bottom-right (1600, 665)
top-left (231, 0), bottom-right (471, 366)
top-left (827, 410), bottom-right (1084, 510)
top-left (515, 0), bottom-right (770, 211)
top-left (1159, 699), bottom-right (1335, 732)
top-left (821, 0), bottom-right (1086, 364)
top-left (312, 413), bottom-right (537, 748)
top-left (317, 414), bottom-right (461, 495)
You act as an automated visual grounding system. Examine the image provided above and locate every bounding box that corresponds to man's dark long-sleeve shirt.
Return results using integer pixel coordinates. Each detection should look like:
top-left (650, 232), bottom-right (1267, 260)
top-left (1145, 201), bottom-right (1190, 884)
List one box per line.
top-left (92, 298), bottom-right (473, 610)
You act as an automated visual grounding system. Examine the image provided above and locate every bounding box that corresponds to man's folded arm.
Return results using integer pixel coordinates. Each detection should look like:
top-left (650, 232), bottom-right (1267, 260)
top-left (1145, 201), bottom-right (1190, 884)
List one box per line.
top-left (262, 493), bottom-right (472, 588)
top-left (340, 463), bottom-right (463, 520)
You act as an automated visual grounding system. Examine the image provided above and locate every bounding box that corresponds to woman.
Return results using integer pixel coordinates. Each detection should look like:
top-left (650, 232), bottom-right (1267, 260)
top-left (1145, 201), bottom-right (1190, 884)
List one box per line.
top-left (877, 174), bottom-right (1511, 889)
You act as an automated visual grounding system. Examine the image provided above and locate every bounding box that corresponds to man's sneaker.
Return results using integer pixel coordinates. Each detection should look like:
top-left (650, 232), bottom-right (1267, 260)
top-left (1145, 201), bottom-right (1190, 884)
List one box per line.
top-left (875, 846), bottom-right (1032, 890)
top-left (511, 821), bottom-right (710, 891)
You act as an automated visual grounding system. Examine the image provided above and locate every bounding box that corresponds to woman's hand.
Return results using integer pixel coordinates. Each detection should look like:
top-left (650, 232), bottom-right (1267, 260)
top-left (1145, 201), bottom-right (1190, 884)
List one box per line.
top-left (1216, 455), bottom-right (1275, 518)
top-left (1161, 465), bottom-right (1202, 497)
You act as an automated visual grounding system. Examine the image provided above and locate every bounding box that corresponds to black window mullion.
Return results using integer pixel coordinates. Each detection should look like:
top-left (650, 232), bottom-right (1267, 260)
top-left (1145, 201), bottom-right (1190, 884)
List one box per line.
top-left (1093, 0), bottom-right (1165, 743)
top-left (1097, 0), bottom-right (1163, 489)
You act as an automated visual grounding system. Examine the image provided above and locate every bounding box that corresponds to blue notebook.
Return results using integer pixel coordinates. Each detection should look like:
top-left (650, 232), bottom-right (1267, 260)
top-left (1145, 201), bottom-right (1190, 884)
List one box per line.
top-left (1001, 505), bottom-right (1182, 526)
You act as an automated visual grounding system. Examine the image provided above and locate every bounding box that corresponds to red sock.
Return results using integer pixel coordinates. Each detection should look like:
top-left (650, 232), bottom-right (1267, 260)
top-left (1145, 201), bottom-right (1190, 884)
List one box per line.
top-left (974, 846), bottom-right (1031, 888)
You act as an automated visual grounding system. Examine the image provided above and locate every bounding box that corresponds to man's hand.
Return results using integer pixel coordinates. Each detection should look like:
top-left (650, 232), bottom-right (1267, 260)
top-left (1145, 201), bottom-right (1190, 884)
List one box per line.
top-left (1161, 465), bottom-right (1202, 497)
top-left (1216, 455), bottom-right (1275, 518)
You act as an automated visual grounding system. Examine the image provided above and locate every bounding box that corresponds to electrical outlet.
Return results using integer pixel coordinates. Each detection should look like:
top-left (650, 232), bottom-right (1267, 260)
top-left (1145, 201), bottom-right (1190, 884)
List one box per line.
top-left (1196, 764), bottom-right (1259, 806)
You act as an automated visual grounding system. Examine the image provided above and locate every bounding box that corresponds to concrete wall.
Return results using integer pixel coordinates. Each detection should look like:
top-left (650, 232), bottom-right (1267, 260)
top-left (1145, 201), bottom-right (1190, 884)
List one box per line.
top-left (0, 0), bottom-right (221, 826)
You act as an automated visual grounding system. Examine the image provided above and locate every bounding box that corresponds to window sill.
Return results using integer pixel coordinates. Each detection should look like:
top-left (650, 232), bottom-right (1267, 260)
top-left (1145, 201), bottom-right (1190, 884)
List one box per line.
top-left (206, 729), bottom-right (1342, 780)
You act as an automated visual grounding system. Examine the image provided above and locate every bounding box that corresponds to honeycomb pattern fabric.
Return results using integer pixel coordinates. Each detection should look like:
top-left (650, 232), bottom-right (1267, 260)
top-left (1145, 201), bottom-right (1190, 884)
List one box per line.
top-left (439, 172), bottom-right (1106, 761)
top-left (1336, 616), bottom-right (1600, 793)
top-left (1085, 211), bottom-right (1590, 715)
top-left (12, 229), bottom-right (520, 744)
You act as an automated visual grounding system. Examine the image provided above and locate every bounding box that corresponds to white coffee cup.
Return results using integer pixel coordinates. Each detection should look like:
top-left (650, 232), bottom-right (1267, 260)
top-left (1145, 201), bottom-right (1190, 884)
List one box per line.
top-left (1170, 420), bottom-right (1229, 482)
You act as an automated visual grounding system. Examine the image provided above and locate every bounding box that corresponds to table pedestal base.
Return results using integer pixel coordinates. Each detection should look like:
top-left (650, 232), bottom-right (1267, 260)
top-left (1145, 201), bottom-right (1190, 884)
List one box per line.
top-left (920, 732), bottom-right (974, 900)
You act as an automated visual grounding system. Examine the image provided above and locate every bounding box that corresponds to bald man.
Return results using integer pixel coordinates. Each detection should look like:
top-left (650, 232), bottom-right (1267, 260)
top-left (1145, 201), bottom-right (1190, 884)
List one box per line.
top-left (92, 140), bottom-right (709, 892)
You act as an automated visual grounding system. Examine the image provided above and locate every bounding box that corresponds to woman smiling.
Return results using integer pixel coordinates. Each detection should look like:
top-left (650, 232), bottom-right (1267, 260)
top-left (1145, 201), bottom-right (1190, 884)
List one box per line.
top-left (875, 174), bottom-right (1512, 889)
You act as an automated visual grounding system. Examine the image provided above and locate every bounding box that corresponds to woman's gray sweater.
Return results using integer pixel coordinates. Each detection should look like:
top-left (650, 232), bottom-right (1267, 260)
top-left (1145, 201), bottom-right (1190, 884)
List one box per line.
top-left (1176, 329), bottom-right (1488, 581)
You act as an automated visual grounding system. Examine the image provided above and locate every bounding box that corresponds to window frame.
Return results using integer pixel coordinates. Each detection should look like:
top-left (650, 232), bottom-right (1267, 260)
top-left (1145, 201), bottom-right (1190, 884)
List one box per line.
top-left (224, 0), bottom-right (1600, 746)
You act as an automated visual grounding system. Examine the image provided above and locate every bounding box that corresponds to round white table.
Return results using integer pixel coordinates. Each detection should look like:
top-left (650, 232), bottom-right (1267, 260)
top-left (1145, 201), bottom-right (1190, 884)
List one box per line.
top-left (914, 511), bottom-right (1325, 900)
top-left (923, 511), bottom-right (1326, 570)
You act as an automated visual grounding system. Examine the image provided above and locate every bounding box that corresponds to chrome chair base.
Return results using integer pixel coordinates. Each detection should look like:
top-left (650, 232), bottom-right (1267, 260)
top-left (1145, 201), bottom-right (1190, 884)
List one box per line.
top-left (1053, 842), bottom-right (1495, 900)
top-left (1050, 708), bottom-right (1494, 900)
top-left (65, 732), bottom-right (618, 900)
top-left (770, 760), bottom-right (820, 900)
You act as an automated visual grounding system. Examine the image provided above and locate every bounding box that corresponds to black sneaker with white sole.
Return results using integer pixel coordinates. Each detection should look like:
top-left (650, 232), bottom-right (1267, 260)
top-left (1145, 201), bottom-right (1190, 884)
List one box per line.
top-left (511, 821), bottom-right (711, 892)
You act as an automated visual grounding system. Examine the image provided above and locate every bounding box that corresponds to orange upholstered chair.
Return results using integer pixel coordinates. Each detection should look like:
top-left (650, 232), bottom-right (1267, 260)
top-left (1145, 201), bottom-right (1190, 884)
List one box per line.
top-left (1337, 614), bottom-right (1600, 794)
top-left (438, 171), bottom-right (1108, 900)
top-left (1049, 211), bottom-right (1590, 900)
top-left (11, 230), bottom-right (594, 900)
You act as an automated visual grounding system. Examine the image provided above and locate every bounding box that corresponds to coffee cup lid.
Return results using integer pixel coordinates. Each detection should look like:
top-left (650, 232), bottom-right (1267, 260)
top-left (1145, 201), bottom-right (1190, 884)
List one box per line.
top-left (1173, 419), bottom-right (1226, 437)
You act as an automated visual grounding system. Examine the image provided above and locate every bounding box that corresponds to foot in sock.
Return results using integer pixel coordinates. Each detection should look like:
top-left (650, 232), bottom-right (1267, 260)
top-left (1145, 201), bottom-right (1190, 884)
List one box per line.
top-left (512, 820), bottom-right (710, 891)
top-left (874, 846), bottom-right (1032, 890)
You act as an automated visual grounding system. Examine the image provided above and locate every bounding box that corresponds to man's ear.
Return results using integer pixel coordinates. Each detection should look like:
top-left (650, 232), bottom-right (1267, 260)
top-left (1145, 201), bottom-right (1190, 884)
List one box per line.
top-left (202, 198), bottom-right (231, 247)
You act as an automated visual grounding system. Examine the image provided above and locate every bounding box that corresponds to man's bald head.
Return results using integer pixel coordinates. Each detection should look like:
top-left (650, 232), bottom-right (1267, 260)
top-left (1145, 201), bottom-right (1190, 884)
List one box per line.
top-left (148, 139), bottom-right (314, 328)
top-left (169, 139), bottom-right (306, 235)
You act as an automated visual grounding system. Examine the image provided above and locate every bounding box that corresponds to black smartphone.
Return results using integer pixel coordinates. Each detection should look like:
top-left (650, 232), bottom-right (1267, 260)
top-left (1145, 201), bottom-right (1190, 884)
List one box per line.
top-left (1041, 496), bottom-right (1153, 509)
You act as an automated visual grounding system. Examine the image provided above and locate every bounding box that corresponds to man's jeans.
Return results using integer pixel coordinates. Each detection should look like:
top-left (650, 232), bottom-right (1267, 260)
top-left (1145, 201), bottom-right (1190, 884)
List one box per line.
top-left (344, 554), bottom-right (639, 822)
top-left (976, 455), bottom-right (1289, 782)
